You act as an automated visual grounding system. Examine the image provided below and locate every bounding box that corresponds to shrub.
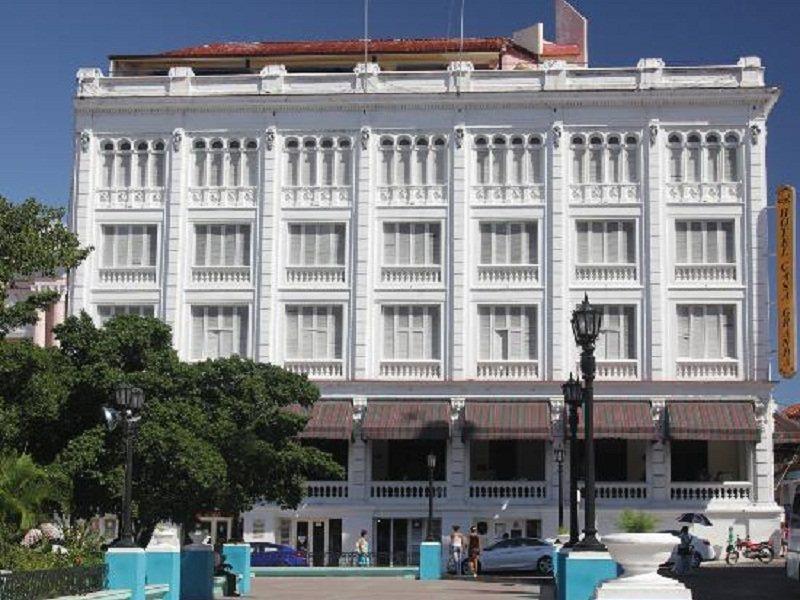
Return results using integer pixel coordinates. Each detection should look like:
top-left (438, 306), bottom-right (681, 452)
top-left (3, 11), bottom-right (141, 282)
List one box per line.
top-left (617, 509), bottom-right (658, 533)
top-left (0, 521), bottom-right (104, 571)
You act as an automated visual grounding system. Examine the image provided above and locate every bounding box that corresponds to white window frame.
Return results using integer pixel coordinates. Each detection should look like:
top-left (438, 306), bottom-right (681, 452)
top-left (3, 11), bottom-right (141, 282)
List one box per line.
top-left (595, 305), bottom-right (637, 360)
top-left (674, 220), bottom-right (736, 265)
top-left (477, 305), bottom-right (538, 361)
top-left (378, 134), bottom-right (447, 187)
top-left (100, 224), bottom-right (159, 268)
top-left (193, 223), bottom-right (252, 267)
top-left (191, 137), bottom-right (259, 189)
top-left (381, 305), bottom-right (441, 361)
top-left (189, 305), bottom-right (250, 361)
top-left (473, 134), bottom-right (544, 186)
top-left (570, 132), bottom-right (640, 185)
top-left (666, 130), bottom-right (742, 184)
top-left (575, 220), bottom-right (637, 265)
top-left (478, 221), bottom-right (538, 266)
top-left (382, 222), bottom-right (442, 267)
top-left (96, 304), bottom-right (157, 325)
top-left (287, 222), bottom-right (347, 267)
top-left (284, 305), bottom-right (344, 360)
top-left (284, 135), bottom-right (353, 188)
top-left (676, 304), bottom-right (738, 360)
top-left (99, 138), bottom-right (167, 190)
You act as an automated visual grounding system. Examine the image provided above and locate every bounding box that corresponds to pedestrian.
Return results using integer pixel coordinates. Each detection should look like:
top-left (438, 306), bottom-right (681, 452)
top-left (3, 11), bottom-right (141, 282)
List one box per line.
top-left (213, 543), bottom-right (239, 597)
top-left (673, 526), bottom-right (692, 576)
top-left (467, 525), bottom-right (481, 578)
top-left (449, 525), bottom-right (464, 575)
top-left (356, 529), bottom-right (369, 567)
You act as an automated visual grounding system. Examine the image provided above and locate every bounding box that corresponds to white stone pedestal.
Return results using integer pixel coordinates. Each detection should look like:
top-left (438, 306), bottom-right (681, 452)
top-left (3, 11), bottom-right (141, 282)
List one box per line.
top-left (595, 572), bottom-right (692, 599)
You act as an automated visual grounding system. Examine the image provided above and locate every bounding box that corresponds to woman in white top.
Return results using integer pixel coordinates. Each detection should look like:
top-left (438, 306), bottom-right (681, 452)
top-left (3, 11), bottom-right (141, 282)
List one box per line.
top-left (450, 525), bottom-right (464, 575)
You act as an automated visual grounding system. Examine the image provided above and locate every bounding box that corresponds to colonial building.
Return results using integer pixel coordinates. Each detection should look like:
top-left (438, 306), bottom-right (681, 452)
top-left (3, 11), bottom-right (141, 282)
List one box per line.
top-left (69, 1), bottom-right (782, 563)
top-left (5, 275), bottom-right (68, 347)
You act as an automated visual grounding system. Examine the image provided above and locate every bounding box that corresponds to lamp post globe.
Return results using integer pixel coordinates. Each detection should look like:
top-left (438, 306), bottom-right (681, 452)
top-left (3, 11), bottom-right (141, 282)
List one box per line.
top-left (426, 453), bottom-right (436, 542)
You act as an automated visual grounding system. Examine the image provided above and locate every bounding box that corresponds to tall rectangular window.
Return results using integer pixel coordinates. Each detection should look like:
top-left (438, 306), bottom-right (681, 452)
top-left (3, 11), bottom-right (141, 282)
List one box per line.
top-left (383, 223), bottom-right (441, 266)
top-left (576, 221), bottom-right (635, 264)
top-left (288, 223), bottom-right (346, 266)
top-left (97, 305), bottom-right (155, 325)
top-left (285, 306), bottom-right (343, 359)
top-left (101, 225), bottom-right (157, 267)
top-left (479, 222), bottom-right (537, 265)
top-left (675, 221), bottom-right (735, 264)
top-left (595, 305), bottom-right (636, 360)
top-left (676, 305), bottom-right (736, 360)
top-left (478, 306), bottom-right (537, 361)
top-left (194, 224), bottom-right (251, 266)
top-left (382, 306), bottom-right (440, 360)
top-left (190, 306), bottom-right (249, 360)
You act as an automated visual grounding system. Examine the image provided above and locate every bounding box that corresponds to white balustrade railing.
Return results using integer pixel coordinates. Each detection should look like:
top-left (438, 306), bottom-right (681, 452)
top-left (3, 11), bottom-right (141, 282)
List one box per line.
top-left (371, 482), bottom-right (447, 500)
top-left (467, 482), bottom-right (547, 502)
top-left (665, 182), bottom-right (742, 204)
top-left (674, 263), bottom-right (737, 283)
top-left (477, 264), bottom-right (539, 287)
top-left (580, 482), bottom-right (649, 501)
top-left (281, 186), bottom-right (352, 209)
top-left (473, 184), bottom-right (544, 205)
top-left (569, 184), bottom-right (640, 204)
top-left (476, 360), bottom-right (539, 380)
top-left (286, 265), bottom-right (346, 286)
top-left (284, 360), bottom-right (344, 379)
top-left (191, 266), bottom-right (251, 286)
top-left (575, 264), bottom-right (637, 283)
top-left (676, 359), bottom-right (739, 380)
top-left (189, 186), bottom-right (256, 208)
top-left (380, 265), bottom-right (442, 286)
top-left (670, 481), bottom-right (752, 503)
top-left (379, 360), bottom-right (441, 380)
top-left (595, 359), bottom-right (639, 380)
top-left (305, 481), bottom-right (349, 500)
top-left (96, 188), bottom-right (165, 209)
top-left (98, 267), bottom-right (157, 286)
top-left (377, 185), bottom-right (447, 207)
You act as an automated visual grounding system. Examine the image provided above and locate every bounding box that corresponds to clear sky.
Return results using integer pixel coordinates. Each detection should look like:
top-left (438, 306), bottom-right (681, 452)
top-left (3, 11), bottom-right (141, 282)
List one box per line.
top-left (1, 0), bottom-right (798, 403)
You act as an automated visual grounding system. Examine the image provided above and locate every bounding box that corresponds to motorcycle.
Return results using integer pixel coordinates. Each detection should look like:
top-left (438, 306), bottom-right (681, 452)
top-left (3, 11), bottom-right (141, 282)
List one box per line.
top-left (725, 536), bottom-right (774, 565)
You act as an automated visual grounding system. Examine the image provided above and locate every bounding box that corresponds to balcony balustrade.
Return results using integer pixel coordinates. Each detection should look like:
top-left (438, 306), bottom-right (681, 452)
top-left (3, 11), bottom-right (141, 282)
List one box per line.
top-left (98, 267), bottom-right (157, 287)
top-left (189, 186), bottom-right (256, 208)
top-left (476, 360), bottom-right (539, 380)
top-left (669, 481), bottom-right (752, 503)
top-left (380, 265), bottom-right (441, 286)
top-left (574, 264), bottom-right (637, 284)
top-left (569, 183), bottom-right (640, 204)
top-left (377, 185), bottom-right (447, 207)
top-left (472, 184), bottom-right (544, 206)
top-left (284, 359), bottom-right (344, 379)
top-left (665, 182), bottom-right (742, 204)
top-left (97, 187), bottom-right (165, 209)
top-left (674, 263), bottom-right (737, 284)
top-left (595, 359), bottom-right (639, 380)
top-left (580, 482), bottom-right (649, 502)
top-left (285, 265), bottom-right (347, 286)
top-left (467, 482), bottom-right (547, 503)
top-left (676, 359), bottom-right (739, 380)
top-left (379, 360), bottom-right (441, 380)
top-left (370, 481), bottom-right (447, 501)
top-left (477, 264), bottom-right (539, 287)
top-left (191, 265), bottom-right (251, 286)
top-left (304, 481), bottom-right (349, 502)
top-left (281, 186), bottom-right (352, 209)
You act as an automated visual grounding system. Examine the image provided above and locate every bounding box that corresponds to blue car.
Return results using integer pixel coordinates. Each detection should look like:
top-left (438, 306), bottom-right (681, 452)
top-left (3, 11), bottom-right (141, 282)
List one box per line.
top-left (250, 542), bottom-right (308, 567)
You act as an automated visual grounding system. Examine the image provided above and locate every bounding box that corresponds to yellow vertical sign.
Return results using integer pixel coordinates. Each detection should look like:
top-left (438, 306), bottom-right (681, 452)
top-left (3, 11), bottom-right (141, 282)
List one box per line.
top-left (777, 185), bottom-right (797, 378)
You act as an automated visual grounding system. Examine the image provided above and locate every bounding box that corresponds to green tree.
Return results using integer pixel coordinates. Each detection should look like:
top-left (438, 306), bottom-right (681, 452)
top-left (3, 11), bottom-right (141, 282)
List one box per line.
top-left (0, 452), bottom-right (66, 531)
top-left (0, 196), bottom-right (90, 338)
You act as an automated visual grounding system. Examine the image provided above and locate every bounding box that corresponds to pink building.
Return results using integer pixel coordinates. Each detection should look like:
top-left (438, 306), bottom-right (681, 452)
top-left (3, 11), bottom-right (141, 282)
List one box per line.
top-left (6, 275), bottom-right (68, 347)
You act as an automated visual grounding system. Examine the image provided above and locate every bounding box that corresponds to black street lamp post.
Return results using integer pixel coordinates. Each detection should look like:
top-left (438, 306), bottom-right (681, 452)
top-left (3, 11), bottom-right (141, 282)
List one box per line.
top-left (554, 445), bottom-right (565, 532)
top-left (570, 293), bottom-right (605, 552)
top-left (103, 383), bottom-right (145, 548)
top-left (426, 453), bottom-right (436, 542)
top-left (562, 373), bottom-right (582, 547)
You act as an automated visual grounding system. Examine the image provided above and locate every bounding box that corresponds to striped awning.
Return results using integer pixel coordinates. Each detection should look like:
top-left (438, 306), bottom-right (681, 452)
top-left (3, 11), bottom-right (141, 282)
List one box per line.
top-left (774, 412), bottom-right (800, 444)
top-left (289, 401), bottom-right (353, 440)
top-left (667, 401), bottom-right (759, 441)
top-left (577, 401), bottom-right (657, 440)
top-left (361, 401), bottom-right (450, 440)
top-left (464, 401), bottom-right (551, 440)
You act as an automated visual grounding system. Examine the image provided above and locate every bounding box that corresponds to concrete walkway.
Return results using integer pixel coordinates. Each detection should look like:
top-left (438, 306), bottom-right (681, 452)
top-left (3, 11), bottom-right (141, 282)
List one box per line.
top-left (251, 576), bottom-right (552, 599)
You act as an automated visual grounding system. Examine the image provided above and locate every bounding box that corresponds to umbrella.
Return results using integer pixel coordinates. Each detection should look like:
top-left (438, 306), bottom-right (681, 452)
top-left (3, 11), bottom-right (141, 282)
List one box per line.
top-left (677, 513), bottom-right (713, 527)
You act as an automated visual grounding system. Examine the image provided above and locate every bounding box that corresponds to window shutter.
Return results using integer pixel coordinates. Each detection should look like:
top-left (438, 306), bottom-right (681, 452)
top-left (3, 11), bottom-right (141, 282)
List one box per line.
top-left (508, 307), bottom-right (522, 360)
top-left (114, 225), bottom-right (128, 267)
top-left (191, 307), bottom-right (205, 360)
top-left (318, 224), bottom-right (332, 265)
top-left (479, 308), bottom-right (490, 360)
top-left (706, 222), bottom-right (719, 263)
top-left (625, 306), bottom-right (636, 359)
top-left (383, 307), bottom-right (394, 359)
top-left (677, 306), bottom-right (690, 358)
top-left (286, 308), bottom-right (298, 358)
top-left (480, 224), bottom-right (493, 264)
top-left (625, 146), bottom-right (638, 182)
top-left (304, 224), bottom-right (317, 265)
top-left (240, 226), bottom-right (250, 266)
top-left (606, 222), bottom-right (620, 263)
top-left (130, 226), bottom-right (144, 266)
top-left (300, 307), bottom-right (314, 358)
top-left (431, 225), bottom-right (441, 265)
top-left (335, 225), bottom-right (346, 265)
top-left (322, 151), bottom-right (335, 186)
top-left (723, 306), bottom-right (736, 358)
top-left (102, 226), bottom-right (114, 267)
top-left (509, 223), bottom-right (522, 264)
top-left (573, 149), bottom-right (585, 183)
top-left (195, 226), bottom-right (207, 265)
top-left (675, 222), bottom-right (687, 263)
top-left (411, 307), bottom-right (424, 358)
top-left (722, 222), bottom-right (735, 263)
top-left (590, 222), bottom-right (604, 263)
top-left (690, 222), bottom-right (703, 264)
top-left (237, 307), bottom-right (248, 356)
top-left (687, 147), bottom-right (701, 183)
top-left (413, 225), bottom-right (426, 265)
top-left (333, 307), bottom-right (343, 359)
top-left (576, 222), bottom-right (589, 264)
top-left (669, 148), bottom-right (682, 182)
top-left (495, 223), bottom-right (508, 264)
top-left (430, 307), bottom-right (440, 360)
top-left (527, 222), bottom-right (537, 264)
top-left (289, 225), bottom-right (301, 264)
top-left (220, 307), bottom-right (234, 357)
top-left (315, 309), bottom-right (328, 359)
top-left (146, 226), bottom-right (157, 267)
top-left (384, 223), bottom-right (396, 265)
top-left (706, 306), bottom-right (721, 359)
top-left (398, 224), bottom-right (411, 264)
top-left (529, 148), bottom-right (542, 184)
top-left (209, 226), bottom-right (223, 266)
top-left (337, 149), bottom-right (351, 186)
top-left (622, 222), bottom-right (634, 264)
top-left (605, 306), bottom-right (621, 359)
top-left (689, 306), bottom-right (705, 359)
top-left (224, 225), bottom-right (236, 266)
top-left (476, 149), bottom-right (489, 184)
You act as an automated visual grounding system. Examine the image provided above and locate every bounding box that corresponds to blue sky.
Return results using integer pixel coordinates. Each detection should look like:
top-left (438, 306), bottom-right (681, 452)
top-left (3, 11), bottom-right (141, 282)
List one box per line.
top-left (1, 0), bottom-right (798, 402)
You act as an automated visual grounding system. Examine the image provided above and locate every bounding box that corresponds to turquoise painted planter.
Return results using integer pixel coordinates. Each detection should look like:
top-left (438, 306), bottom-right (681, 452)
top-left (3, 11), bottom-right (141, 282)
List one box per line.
top-left (146, 550), bottom-right (180, 600)
top-left (106, 548), bottom-right (146, 600)
top-left (419, 542), bottom-right (442, 580)
top-left (555, 548), bottom-right (619, 600)
top-left (222, 543), bottom-right (251, 595)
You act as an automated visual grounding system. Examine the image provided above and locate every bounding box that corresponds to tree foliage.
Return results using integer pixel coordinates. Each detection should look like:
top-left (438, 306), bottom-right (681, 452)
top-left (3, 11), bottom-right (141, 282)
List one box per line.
top-left (0, 314), bottom-right (342, 540)
top-left (0, 452), bottom-right (67, 531)
top-left (0, 196), bottom-right (90, 338)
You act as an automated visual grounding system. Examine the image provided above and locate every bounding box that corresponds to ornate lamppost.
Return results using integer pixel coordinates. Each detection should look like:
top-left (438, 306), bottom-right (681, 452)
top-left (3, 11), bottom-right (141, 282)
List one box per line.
top-left (570, 293), bottom-right (605, 552)
top-left (554, 445), bottom-right (565, 532)
top-left (561, 373), bottom-right (582, 547)
top-left (103, 383), bottom-right (145, 548)
top-left (426, 452), bottom-right (437, 542)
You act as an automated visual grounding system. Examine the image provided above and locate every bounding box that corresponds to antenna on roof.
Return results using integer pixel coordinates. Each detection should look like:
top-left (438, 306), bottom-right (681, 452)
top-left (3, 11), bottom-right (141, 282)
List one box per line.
top-left (459, 0), bottom-right (465, 58)
top-left (363, 0), bottom-right (370, 66)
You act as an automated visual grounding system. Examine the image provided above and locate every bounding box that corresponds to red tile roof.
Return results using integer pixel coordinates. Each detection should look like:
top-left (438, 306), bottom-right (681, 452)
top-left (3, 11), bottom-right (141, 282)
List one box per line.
top-left (783, 403), bottom-right (800, 420)
top-left (134, 37), bottom-right (579, 62)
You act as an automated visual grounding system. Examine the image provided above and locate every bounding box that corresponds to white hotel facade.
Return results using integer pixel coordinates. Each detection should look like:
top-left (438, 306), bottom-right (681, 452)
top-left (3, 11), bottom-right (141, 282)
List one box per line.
top-left (69, 14), bottom-right (782, 562)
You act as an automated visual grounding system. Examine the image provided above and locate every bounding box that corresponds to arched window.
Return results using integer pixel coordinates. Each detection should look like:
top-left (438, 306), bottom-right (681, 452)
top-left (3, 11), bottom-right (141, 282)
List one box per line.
top-left (723, 132), bottom-right (739, 182)
top-left (152, 141), bottom-right (166, 188)
top-left (397, 137), bottom-right (413, 185)
top-left (244, 139), bottom-right (258, 187)
top-left (414, 137), bottom-right (429, 185)
top-left (101, 140), bottom-right (115, 188)
top-left (134, 141), bottom-right (149, 188)
top-left (607, 135), bottom-right (622, 184)
top-left (209, 140), bottom-right (225, 187)
top-left (302, 138), bottom-right (317, 186)
top-left (668, 133), bottom-right (683, 182)
top-left (228, 140), bottom-right (242, 187)
top-left (320, 138), bottom-right (335, 186)
top-left (686, 133), bottom-right (702, 183)
top-left (380, 137), bottom-right (395, 185)
top-left (432, 136), bottom-right (446, 185)
top-left (475, 136), bottom-right (489, 185)
top-left (193, 140), bottom-right (207, 187)
top-left (510, 136), bottom-right (525, 185)
top-left (285, 138), bottom-right (300, 186)
top-left (529, 135), bottom-right (543, 184)
top-left (624, 135), bottom-right (639, 183)
top-left (491, 135), bottom-right (507, 185)
top-left (705, 133), bottom-right (721, 182)
top-left (571, 135), bottom-right (586, 184)
top-left (117, 140), bottom-right (132, 188)
top-left (588, 135), bottom-right (603, 184)
top-left (336, 139), bottom-right (352, 186)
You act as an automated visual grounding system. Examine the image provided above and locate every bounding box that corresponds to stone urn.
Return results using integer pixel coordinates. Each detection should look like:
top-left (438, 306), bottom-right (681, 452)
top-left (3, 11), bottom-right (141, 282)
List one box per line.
top-left (595, 533), bottom-right (692, 600)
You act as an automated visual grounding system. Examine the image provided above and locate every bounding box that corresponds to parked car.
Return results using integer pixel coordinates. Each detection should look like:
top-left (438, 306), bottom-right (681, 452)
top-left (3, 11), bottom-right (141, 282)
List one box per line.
top-left (250, 542), bottom-right (308, 567)
top-left (463, 537), bottom-right (554, 575)
top-left (659, 530), bottom-right (717, 567)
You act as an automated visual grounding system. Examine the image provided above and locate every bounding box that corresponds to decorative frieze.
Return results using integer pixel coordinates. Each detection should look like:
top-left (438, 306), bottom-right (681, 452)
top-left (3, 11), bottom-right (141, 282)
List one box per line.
top-left (189, 187), bottom-right (257, 208)
top-left (473, 184), bottom-right (544, 205)
top-left (281, 187), bottom-right (351, 209)
top-left (665, 182), bottom-right (742, 204)
top-left (377, 184), bottom-right (447, 207)
top-left (570, 183), bottom-right (640, 204)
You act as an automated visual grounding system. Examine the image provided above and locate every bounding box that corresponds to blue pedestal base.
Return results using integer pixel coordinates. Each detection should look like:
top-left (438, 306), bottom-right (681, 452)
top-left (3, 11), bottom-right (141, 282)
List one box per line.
top-left (180, 545), bottom-right (214, 600)
top-left (106, 547), bottom-right (146, 600)
top-left (222, 543), bottom-right (252, 595)
top-left (556, 548), bottom-right (619, 600)
top-left (146, 549), bottom-right (180, 600)
top-left (419, 541), bottom-right (442, 580)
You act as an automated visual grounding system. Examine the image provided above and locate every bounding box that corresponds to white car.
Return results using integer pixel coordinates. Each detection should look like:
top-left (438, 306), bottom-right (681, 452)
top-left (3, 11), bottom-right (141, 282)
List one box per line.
top-left (469, 537), bottom-right (554, 575)
top-left (660, 530), bottom-right (717, 566)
